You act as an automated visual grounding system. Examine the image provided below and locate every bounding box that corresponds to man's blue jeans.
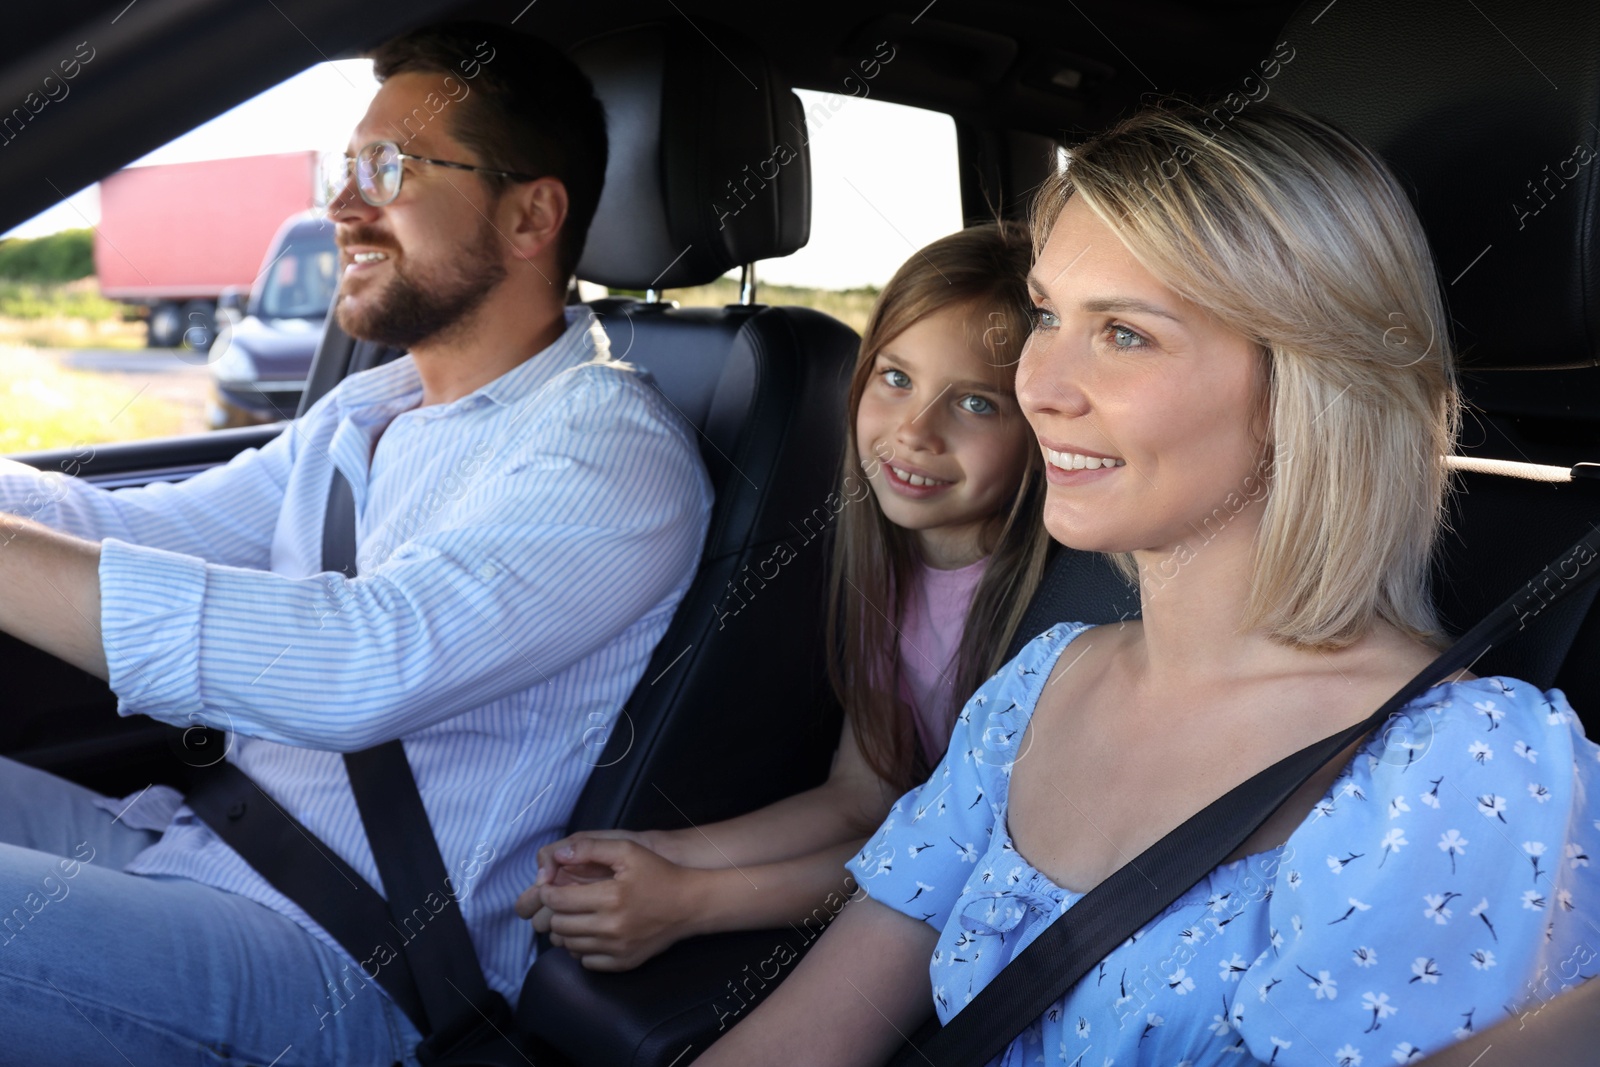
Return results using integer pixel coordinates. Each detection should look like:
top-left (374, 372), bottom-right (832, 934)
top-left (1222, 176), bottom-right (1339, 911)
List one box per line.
top-left (0, 755), bottom-right (424, 1065)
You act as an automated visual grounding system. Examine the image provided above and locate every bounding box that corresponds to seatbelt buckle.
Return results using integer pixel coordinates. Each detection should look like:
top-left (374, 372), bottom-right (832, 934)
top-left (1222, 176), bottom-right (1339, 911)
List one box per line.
top-left (414, 993), bottom-right (528, 1067)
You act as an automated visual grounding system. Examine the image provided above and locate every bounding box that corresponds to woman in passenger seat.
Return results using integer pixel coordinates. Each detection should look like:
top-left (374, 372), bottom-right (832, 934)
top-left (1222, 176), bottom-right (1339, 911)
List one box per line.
top-left (516, 222), bottom-right (1055, 971)
top-left (694, 101), bottom-right (1600, 1067)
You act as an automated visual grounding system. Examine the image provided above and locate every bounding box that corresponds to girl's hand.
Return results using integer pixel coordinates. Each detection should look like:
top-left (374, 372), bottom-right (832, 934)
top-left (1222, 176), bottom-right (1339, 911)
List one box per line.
top-left (530, 827), bottom-right (668, 888)
top-left (519, 837), bottom-right (703, 971)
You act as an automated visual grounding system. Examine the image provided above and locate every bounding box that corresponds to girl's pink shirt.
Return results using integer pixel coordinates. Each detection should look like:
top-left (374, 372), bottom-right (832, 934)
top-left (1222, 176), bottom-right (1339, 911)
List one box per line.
top-left (897, 555), bottom-right (989, 764)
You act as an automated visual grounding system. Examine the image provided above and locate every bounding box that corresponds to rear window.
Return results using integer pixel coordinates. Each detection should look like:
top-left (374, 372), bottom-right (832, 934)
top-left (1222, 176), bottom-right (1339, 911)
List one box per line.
top-left (640, 91), bottom-right (963, 333)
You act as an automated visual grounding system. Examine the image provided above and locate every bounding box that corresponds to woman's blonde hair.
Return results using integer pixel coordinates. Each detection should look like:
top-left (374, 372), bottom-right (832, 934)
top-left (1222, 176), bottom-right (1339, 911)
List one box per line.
top-left (827, 221), bottom-right (1053, 793)
top-left (1032, 100), bottom-right (1460, 651)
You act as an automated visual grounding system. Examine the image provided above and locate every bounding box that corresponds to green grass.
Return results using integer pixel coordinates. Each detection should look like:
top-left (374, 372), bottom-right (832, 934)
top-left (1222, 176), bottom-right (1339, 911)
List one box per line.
top-left (0, 279), bottom-right (144, 349)
top-left (615, 277), bottom-right (880, 334)
top-left (0, 280), bottom-right (127, 322)
top-left (0, 347), bottom-right (194, 452)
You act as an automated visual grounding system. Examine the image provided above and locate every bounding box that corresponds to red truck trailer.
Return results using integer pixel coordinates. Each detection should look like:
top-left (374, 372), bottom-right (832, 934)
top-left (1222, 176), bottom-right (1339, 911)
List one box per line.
top-left (94, 151), bottom-right (319, 348)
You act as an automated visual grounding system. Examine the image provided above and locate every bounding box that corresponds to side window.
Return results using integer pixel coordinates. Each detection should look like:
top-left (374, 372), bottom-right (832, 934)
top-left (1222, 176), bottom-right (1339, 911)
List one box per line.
top-left (642, 91), bottom-right (963, 333)
top-left (0, 60), bottom-right (375, 453)
top-left (258, 241), bottom-right (339, 320)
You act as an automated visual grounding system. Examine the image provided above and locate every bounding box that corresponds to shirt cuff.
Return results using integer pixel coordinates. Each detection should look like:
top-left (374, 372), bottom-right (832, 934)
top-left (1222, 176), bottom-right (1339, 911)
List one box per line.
top-left (99, 537), bottom-right (208, 722)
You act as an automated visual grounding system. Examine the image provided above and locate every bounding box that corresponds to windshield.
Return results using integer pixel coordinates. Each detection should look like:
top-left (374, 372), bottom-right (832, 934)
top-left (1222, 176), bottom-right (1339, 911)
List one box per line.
top-left (256, 232), bottom-right (338, 319)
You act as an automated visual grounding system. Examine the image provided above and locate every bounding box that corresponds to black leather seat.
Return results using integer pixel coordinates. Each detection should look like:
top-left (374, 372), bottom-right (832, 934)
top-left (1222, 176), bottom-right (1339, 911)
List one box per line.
top-left (517, 36), bottom-right (1154, 1067)
top-left (510, 22), bottom-right (873, 1067)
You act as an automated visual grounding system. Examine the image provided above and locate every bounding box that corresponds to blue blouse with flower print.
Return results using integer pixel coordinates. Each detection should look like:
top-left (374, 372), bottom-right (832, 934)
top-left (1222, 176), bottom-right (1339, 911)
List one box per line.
top-left (848, 621), bottom-right (1600, 1066)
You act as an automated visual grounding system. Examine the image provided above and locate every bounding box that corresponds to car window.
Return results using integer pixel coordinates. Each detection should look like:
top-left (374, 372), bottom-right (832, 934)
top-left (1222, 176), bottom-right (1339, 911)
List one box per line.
top-left (0, 60), bottom-right (374, 452)
top-left (0, 70), bottom-right (959, 453)
top-left (634, 91), bottom-right (963, 333)
top-left (257, 233), bottom-right (339, 320)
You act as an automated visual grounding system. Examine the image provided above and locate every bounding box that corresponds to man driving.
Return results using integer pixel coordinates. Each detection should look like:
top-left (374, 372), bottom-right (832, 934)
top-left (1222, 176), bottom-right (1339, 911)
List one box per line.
top-left (0, 21), bottom-right (711, 1065)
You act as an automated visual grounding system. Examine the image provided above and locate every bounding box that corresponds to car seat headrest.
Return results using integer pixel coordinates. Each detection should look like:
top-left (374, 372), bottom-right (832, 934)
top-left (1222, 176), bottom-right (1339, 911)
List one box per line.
top-left (1270, 0), bottom-right (1600, 371)
top-left (571, 24), bottom-right (811, 290)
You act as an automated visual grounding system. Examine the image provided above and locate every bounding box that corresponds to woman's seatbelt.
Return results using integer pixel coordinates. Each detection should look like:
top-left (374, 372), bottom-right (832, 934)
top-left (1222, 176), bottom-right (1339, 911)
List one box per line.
top-left (889, 522), bottom-right (1600, 1067)
top-left (187, 469), bottom-right (522, 1066)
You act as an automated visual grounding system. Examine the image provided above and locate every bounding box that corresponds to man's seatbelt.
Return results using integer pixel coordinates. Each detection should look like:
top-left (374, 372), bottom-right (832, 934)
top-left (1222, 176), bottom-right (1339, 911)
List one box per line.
top-left (889, 519), bottom-right (1600, 1067)
top-left (188, 468), bottom-right (520, 1065)
top-left (185, 762), bottom-right (431, 1027)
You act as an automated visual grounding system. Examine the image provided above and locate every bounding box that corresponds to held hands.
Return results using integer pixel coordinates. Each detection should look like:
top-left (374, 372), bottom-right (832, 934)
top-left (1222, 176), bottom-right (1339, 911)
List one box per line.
top-left (515, 830), bottom-right (700, 972)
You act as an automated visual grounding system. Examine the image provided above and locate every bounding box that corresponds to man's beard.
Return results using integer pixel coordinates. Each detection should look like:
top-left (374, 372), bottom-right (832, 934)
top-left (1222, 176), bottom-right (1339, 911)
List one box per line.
top-left (334, 217), bottom-right (508, 350)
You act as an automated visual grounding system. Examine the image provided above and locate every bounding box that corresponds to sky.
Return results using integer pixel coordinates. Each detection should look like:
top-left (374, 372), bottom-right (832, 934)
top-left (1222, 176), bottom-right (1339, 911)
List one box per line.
top-left (2, 60), bottom-right (963, 291)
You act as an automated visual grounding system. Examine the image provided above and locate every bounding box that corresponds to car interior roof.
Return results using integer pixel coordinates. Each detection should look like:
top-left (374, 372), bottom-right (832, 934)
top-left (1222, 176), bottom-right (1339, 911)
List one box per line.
top-left (445, 0), bottom-right (1298, 136)
top-left (7, 0), bottom-right (1298, 140)
top-left (0, 0), bottom-right (1301, 238)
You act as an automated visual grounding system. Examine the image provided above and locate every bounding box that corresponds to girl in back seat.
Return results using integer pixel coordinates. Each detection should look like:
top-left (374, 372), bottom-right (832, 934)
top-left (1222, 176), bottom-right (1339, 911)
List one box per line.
top-left (516, 221), bottom-right (1055, 971)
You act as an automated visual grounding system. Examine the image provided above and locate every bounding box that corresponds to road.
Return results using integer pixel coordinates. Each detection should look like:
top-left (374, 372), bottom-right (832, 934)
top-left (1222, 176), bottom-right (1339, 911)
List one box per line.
top-left (53, 348), bottom-right (215, 375)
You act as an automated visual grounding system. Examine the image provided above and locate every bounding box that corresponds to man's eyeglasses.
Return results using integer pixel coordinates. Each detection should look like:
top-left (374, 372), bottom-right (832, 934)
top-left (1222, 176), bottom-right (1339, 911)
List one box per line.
top-left (319, 140), bottom-right (539, 209)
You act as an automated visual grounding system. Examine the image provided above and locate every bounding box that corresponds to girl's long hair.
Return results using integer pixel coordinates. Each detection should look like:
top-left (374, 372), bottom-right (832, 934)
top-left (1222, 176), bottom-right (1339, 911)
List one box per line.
top-left (826, 221), bottom-right (1051, 795)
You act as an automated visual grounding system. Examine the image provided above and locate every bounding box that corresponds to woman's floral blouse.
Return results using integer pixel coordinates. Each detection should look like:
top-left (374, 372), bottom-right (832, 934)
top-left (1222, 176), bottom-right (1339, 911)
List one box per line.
top-left (849, 621), bottom-right (1600, 1066)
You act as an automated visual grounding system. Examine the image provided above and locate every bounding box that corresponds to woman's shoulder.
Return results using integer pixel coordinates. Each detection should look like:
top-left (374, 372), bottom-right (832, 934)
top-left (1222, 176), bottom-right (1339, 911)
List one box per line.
top-left (951, 621), bottom-right (1099, 739)
top-left (1230, 676), bottom-right (1600, 1062)
top-left (911, 621), bottom-right (1101, 797)
top-left (1378, 675), bottom-right (1586, 788)
top-left (1295, 674), bottom-right (1589, 834)
top-left (1001, 619), bottom-right (1100, 676)
top-left (1272, 673), bottom-right (1594, 900)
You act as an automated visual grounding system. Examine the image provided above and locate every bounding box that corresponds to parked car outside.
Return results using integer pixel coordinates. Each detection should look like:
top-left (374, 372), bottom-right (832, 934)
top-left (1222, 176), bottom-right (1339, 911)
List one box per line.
top-left (206, 211), bottom-right (337, 428)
